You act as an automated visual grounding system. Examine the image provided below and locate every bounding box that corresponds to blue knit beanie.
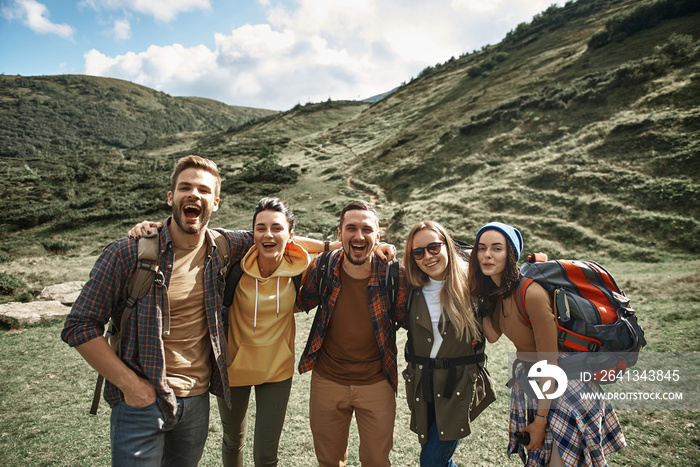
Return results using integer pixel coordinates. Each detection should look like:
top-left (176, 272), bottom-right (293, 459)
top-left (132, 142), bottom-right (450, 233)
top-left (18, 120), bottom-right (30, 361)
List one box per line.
top-left (476, 222), bottom-right (523, 261)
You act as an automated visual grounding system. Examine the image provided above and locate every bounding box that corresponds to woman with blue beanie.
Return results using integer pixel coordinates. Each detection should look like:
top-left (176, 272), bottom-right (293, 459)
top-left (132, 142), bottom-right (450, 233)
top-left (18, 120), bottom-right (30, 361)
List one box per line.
top-left (467, 222), bottom-right (626, 467)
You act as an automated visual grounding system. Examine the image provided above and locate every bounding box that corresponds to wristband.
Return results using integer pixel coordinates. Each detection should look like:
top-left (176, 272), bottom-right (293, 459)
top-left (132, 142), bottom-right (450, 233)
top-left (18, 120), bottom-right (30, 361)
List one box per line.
top-left (324, 241), bottom-right (330, 251)
top-left (535, 413), bottom-right (546, 419)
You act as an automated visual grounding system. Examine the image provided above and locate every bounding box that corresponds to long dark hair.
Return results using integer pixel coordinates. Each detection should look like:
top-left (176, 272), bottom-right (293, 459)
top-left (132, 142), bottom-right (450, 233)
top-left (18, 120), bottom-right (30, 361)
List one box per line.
top-left (467, 227), bottom-right (522, 318)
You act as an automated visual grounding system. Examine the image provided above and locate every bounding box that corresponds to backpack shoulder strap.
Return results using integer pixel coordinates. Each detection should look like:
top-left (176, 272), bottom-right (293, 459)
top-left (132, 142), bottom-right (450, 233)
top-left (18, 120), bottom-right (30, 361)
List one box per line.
top-left (210, 230), bottom-right (231, 279)
top-left (219, 257), bottom-right (242, 369)
top-left (514, 278), bottom-right (535, 326)
top-left (383, 259), bottom-right (400, 329)
top-left (120, 231), bottom-right (161, 350)
top-left (222, 261), bottom-right (243, 310)
top-left (292, 273), bottom-right (303, 293)
top-left (316, 250), bottom-right (334, 306)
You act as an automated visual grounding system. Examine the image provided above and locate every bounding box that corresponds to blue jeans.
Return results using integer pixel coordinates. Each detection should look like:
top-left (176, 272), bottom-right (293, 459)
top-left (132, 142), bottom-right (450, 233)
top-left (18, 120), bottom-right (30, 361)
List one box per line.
top-left (110, 393), bottom-right (210, 467)
top-left (419, 404), bottom-right (460, 467)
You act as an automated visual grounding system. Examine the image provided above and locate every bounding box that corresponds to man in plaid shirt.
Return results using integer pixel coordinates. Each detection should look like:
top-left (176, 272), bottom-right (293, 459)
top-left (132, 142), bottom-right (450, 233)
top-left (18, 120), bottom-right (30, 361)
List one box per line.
top-left (297, 200), bottom-right (409, 467)
top-left (62, 156), bottom-right (255, 466)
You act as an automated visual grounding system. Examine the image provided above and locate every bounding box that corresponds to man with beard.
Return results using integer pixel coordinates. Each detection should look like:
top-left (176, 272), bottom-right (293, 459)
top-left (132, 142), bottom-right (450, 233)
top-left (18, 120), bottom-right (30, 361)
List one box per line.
top-left (62, 155), bottom-right (255, 466)
top-left (297, 200), bottom-right (409, 467)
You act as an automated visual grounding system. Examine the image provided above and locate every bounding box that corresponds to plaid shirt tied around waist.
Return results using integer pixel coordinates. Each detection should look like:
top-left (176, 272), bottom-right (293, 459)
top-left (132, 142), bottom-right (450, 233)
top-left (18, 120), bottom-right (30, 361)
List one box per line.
top-left (297, 250), bottom-right (408, 390)
top-left (508, 357), bottom-right (626, 466)
top-left (61, 219), bottom-right (253, 422)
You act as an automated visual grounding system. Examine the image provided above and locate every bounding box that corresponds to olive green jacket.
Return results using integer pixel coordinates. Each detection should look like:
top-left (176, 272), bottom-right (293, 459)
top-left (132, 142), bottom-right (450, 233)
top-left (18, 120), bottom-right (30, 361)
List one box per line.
top-left (402, 287), bottom-right (496, 443)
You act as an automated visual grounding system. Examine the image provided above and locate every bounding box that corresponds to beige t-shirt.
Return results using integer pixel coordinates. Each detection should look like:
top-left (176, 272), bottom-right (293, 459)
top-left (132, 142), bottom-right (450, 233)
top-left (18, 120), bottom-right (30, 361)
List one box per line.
top-left (164, 242), bottom-right (212, 396)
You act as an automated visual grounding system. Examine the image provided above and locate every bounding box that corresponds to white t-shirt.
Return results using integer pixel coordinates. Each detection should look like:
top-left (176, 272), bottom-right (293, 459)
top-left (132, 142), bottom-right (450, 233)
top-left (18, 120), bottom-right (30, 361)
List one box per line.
top-left (423, 278), bottom-right (445, 358)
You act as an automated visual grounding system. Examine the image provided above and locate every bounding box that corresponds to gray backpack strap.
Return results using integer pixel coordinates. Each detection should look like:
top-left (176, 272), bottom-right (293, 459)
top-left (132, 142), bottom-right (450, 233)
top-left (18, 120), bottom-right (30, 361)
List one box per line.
top-left (90, 230), bottom-right (162, 415)
top-left (383, 259), bottom-right (400, 330)
top-left (211, 230), bottom-right (231, 278)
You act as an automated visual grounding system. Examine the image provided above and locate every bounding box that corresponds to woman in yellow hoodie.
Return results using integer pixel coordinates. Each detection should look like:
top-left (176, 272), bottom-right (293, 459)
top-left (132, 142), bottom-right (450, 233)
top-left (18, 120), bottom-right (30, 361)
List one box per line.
top-left (217, 197), bottom-right (312, 467)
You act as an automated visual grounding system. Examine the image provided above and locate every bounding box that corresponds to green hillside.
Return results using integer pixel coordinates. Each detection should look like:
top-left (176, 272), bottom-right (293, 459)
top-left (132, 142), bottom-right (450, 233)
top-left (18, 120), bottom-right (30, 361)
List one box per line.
top-left (0, 74), bottom-right (276, 157)
top-left (1, 0), bottom-right (699, 294)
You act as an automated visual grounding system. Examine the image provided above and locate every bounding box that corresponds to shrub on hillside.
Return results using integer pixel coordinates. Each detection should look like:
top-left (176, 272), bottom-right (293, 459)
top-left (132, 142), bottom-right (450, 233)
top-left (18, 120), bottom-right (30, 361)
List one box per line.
top-left (236, 145), bottom-right (298, 185)
top-left (654, 33), bottom-right (699, 64)
top-left (14, 291), bottom-right (35, 303)
top-left (588, 0), bottom-right (700, 49)
top-left (0, 273), bottom-right (23, 295)
top-left (40, 240), bottom-right (75, 255)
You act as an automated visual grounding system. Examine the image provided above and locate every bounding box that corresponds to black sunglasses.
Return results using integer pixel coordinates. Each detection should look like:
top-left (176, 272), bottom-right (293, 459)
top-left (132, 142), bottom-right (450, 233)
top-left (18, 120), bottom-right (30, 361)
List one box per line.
top-left (411, 242), bottom-right (444, 260)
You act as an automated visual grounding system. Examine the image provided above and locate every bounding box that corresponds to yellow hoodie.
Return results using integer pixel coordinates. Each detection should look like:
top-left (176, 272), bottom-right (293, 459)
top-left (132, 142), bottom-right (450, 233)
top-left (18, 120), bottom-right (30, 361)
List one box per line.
top-left (226, 241), bottom-right (310, 387)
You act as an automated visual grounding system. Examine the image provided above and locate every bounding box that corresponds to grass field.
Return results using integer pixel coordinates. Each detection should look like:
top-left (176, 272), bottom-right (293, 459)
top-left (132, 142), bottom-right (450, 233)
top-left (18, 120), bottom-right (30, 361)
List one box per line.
top-left (1, 260), bottom-right (698, 466)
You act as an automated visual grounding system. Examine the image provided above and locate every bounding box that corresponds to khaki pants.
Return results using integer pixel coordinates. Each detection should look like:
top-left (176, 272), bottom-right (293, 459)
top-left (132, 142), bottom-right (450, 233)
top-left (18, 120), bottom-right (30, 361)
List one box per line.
top-left (310, 372), bottom-right (396, 467)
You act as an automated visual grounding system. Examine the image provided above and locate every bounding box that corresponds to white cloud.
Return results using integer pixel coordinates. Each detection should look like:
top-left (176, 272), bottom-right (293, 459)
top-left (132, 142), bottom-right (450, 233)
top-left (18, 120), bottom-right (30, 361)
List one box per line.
top-left (79, 0), bottom-right (210, 22)
top-left (85, 43), bottom-right (218, 87)
top-left (112, 18), bottom-right (130, 40)
top-left (450, 0), bottom-right (505, 14)
top-left (82, 0), bottom-right (564, 109)
top-left (3, 0), bottom-right (75, 40)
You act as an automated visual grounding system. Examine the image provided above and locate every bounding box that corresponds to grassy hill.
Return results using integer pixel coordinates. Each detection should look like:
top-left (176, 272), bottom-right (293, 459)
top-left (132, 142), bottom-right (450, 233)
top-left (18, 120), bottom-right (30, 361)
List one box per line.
top-left (1, 0), bottom-right (699, 293)
top-left (0, 74), bottom-right (276, 157)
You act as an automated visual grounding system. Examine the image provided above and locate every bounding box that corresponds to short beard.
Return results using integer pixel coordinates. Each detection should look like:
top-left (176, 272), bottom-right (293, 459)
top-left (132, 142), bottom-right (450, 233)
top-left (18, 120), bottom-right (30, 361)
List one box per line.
top-left (344, 242), bottom-right (372, 266)
top-left (172, 205), bottom-right (211, 235)
top-left (345, 254), bottom-right (369, 266)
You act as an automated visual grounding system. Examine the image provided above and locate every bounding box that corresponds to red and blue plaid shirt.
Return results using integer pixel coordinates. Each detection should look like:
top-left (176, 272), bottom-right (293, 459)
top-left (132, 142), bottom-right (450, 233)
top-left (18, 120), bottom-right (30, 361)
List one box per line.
top-left (297, 250), bottom-right (408, 390)
top-left (61, 218), bottom-right (253, 422)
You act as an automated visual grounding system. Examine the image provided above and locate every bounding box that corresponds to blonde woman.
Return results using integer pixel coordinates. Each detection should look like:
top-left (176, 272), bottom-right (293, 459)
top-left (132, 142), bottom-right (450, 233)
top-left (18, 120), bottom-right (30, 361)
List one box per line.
top-left (402, 221), bottom-right (496, 467)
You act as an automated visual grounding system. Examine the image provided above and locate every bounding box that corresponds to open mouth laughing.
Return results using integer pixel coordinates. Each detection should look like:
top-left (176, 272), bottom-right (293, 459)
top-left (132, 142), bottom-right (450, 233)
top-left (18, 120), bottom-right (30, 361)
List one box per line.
top-left (183, 203), bottom-right (202, 221)
top-left (261, 241), bottom-right (278, 252)
top-left (350, 242), bottom-right (368, 255)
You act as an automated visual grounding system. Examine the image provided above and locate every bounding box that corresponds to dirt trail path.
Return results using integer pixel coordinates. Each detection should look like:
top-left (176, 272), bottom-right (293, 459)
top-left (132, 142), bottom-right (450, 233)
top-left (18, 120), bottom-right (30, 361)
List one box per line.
top-left (291, 138), bottom-right (393, 235)
top-left (291, 138), bottom-right (379, 205)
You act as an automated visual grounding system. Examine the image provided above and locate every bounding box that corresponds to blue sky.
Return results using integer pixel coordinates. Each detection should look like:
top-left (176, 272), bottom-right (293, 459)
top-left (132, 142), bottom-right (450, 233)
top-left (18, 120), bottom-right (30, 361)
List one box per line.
top-left (1, 0), bottom-right (563, 110)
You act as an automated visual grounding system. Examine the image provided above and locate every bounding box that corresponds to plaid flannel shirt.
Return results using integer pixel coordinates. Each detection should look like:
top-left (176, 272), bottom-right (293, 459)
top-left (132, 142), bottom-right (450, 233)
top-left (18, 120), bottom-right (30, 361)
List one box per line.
top-left (508, 360), bottom-right (626, 466)
top-left (297, 249), bottom-right (408, 390)
top-left (61, 218), bottom-right (253, 422)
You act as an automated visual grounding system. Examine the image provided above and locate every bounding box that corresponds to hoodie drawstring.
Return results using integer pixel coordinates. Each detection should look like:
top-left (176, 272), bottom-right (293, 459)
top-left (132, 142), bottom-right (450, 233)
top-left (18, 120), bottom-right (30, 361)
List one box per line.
top-left (253, 276), bottom-right (280, 332)
top-left (254, 279), bottom-right (258, 332)
top-left (253, 277), bottom-right (283, 332)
